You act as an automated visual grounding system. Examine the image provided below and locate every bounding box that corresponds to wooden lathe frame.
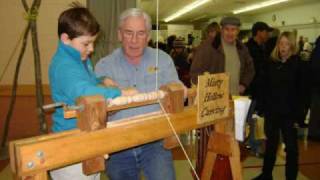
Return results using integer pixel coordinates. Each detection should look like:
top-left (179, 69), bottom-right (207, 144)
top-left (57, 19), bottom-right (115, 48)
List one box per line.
top-left (9, 84), bottom-right (242, 180)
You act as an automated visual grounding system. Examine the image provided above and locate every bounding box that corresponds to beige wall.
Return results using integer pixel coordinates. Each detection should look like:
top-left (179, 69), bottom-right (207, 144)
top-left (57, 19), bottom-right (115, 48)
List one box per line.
top-left (0, 0), bottom-right (86, 85)
top-left (252, 2), bottom-right (320, 43)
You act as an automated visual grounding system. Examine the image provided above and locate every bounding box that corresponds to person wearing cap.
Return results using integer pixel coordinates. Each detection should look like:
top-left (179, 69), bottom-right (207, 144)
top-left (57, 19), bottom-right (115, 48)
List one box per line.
top-left (190, 16), bottom-right (255, 175)
top-left (245, 22), bottom-right (273, 157)
top-left (191, 16), bottom-right (254, 95)
top-left (170, 39), bottom-right (191, 87)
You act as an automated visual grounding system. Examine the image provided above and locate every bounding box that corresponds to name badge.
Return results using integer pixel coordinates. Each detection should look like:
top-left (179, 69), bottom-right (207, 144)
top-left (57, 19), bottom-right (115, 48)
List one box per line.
top-left (147, 66), bottom-right (158, 74)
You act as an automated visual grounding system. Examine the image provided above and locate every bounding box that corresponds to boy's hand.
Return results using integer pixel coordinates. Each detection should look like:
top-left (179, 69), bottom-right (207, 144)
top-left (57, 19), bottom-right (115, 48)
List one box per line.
top-left (121, 87), bottom-right (139, 96)
top-left (103, 78), bottom-right (119, 87)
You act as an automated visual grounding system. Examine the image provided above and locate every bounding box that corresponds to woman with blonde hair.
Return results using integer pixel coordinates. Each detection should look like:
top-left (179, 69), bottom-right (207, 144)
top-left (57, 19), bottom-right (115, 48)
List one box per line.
top-left (254, 31), bottom-right (301, 180)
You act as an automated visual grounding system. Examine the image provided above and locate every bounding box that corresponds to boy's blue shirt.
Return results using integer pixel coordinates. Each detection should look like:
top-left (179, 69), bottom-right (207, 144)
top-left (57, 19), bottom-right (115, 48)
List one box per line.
top-left (49, 41), bottom-right (121, 132)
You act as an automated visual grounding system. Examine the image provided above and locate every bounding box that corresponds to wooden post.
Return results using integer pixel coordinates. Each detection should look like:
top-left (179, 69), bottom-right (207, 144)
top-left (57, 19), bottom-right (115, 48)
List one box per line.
top-left (229, 135), bottom-right (242, 180)
top-left (76, 95), bottom-right (107, 175)
top-left (22, 172), bottom-right (48, 180)
top-left (160, 82), bottom-right (185, 113)
top-left (201, 108), bottom-right (242, 180)
top-left (160, 82), bottom-right (185, 149)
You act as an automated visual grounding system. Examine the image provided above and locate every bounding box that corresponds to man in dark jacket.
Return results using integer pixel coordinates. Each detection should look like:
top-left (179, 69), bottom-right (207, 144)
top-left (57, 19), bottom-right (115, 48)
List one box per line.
top-left (245, 22), bottom-right (272, 157)
top-left (246, 22), bottom-right (272, 114)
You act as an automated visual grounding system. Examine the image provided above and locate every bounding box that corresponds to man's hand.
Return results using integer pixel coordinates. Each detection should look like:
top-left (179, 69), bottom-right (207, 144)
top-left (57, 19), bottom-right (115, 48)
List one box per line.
top-left (239, 84), bottom-right (246, 95)
top-left (121, 87), bottom-right (139, 96)
top-left (102, 78), bottom-right (119, 87)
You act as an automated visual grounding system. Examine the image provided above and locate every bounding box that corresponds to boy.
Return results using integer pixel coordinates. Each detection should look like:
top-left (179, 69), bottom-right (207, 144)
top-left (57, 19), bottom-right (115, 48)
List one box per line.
top-left (49, 5), bottom-right (126, 180)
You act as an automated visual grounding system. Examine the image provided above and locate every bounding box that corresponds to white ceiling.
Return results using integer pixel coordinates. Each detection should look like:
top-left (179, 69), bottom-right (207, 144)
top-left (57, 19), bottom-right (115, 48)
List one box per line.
top-left (138, 0), bottom-right (319, 23)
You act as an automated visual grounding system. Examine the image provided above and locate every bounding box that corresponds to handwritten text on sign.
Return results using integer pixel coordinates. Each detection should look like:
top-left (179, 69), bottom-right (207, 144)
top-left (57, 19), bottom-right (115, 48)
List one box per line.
top-left (197, 73), bottom-right (229, 124)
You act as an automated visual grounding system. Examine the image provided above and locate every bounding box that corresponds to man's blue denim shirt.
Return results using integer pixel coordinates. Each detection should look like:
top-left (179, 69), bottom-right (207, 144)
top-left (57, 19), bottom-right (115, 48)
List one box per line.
top-left (95, 47), bottom-right (181, 121)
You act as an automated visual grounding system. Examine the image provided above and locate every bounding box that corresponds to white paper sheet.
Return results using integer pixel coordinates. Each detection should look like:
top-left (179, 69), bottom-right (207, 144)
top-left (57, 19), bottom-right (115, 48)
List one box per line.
top-left (234, 97), bottom-right (251, 141)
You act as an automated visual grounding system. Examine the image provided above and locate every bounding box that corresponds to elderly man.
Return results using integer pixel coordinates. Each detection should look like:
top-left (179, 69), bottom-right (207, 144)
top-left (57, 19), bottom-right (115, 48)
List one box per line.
top-left (95, 8), bottom-right (180, 180)
top-left (191, 16), bottom-right (254, 95)
top-left (190, 16), bottom-right (255, 175)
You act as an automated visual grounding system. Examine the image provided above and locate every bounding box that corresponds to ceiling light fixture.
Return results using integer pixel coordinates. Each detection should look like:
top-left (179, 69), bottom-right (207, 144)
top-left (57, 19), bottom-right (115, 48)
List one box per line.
top-left (233, 0), bottom-right (289, 14)
top-left (164, 0), bottom-right (211, 22)
top-left (190, 14), bottom-right (208, 22)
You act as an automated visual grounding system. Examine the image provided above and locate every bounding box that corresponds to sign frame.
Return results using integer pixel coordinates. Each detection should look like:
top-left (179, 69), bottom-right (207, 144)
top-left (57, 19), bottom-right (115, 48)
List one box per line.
top-left (197, 73), bottom-right (230, 124)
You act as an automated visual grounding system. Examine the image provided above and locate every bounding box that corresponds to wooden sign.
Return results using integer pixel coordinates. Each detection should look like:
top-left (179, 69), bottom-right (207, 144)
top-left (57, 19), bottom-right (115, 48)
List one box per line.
top-left (197, 73), bottom-right (229, 124)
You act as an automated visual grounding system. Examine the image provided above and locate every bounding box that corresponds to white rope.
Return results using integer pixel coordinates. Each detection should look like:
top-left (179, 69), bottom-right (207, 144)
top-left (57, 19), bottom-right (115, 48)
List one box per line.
top-left (155, 1), bottom-right (200, 179)
top-left (155, 0), bottom-right (159, 91)
top-left (158, 101), bottom-right (200, 180)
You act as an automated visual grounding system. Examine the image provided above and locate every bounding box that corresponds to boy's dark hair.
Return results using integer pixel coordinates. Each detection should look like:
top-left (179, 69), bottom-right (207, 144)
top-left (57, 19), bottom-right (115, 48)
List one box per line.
top-left (58, 5), bottom-right (100, 39)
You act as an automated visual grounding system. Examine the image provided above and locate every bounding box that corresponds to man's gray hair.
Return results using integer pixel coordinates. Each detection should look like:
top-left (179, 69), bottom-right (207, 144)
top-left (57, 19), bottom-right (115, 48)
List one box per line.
top-left (119, 8), bottom-right (152, 32)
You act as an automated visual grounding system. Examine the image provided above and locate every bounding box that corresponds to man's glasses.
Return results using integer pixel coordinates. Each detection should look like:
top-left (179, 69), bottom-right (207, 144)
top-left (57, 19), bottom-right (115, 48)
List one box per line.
top-left (122, 30), bottom-right (148, 39)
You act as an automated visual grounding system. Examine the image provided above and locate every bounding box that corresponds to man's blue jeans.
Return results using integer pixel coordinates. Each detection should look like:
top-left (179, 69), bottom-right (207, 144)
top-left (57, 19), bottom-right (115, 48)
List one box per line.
top-left (106, 140), bottom-right (176, 180)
